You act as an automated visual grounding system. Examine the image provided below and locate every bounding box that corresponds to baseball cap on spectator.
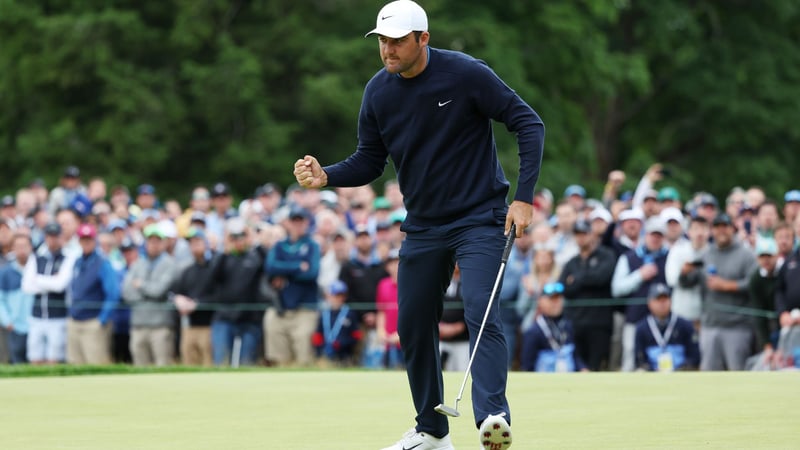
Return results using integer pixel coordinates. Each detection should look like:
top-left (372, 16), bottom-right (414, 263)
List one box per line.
top-left (185, 226), bottom-right (206, 241)
top-left (43, 222), bottom-right (62, 236)
top-left (354, 224), bottom-right (371, 237)
top-left (329, 280), bottom-right (348, 296)
top-left (365, 0), bottom-right (428, 38)
top-left (535, 188), bottom-right (554, 205)
top-left (659, 207), bottom-right (684, 225)
top-left (376, 221), bottom-right (392, 231)
top-left (332, 227), bottom-right (352, 241)
top-left (143, 224), bottom-right (165, 239)
top-left (784, 190), bottom-right (800, 203)
top-left (63, 165), bottom-right (80, 178)
top-left (712, 213), bottom-right (734, 227)
top-left (70, 193), bottom-right (93, 218)
top-left (319, 190), bottom-right (338, 209)
top-left (648, 283), bottom-right (671, 299)
top-left (739, 203), bottom-right (756, 215)
top-left (644, 217), bottom-right (667, 235)
top-left (158, 220), bottom-right (178, 239)
top-left (619, 208), bottom-right (645, 223)
top-left (190, 211), bottom-right (207, 225)
top-left (698, 193), bottom-right (718, 208)
top-left (643, 189), bottom-right (659, 201)
top-left (573, 220), bottom-right (591, 234)
top-left (755, 238), bottom-right (778, 257)
top-left (1, 195), bottom-right (14, 208)
top-left (92, 202), bottom-right (111, 216)
top-left (262, 182), bottom-right (280, 196)
top-left (386, 248), bottom-right (400, 261)
top-left (564, 184), bottom-right (586, 199)
top-left (542, 282), bottom-right (565, 296)
top-left (77, 223), bottom-right (97, 239)
top-left (658, 187), bottom-right (681, 202)
top-left (389, 210), bottom-right (406, 224)
top-left (288, 205), bottom-right (311, 221)
top-left (211, 182), bottom-right (231, 197)
top-left (226, 217), bottom-right (247, 237)
top-left (139, 209), bottom-right (160, 222)
top-left (588, 208), bottom-right (613, 224)
top-left (373, 197), bottom-right (391, 210)
top-left (29, 178), bottom-right (46, 189)
top-left (119, 237), bottom-right (137, 252)
top-left (137, 184), bottom-right (156, 196)
top-left (108, 219), bottom-right (127, 232)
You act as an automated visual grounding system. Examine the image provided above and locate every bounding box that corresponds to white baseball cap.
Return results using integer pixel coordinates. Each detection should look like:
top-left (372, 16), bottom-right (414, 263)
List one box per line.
top-left (365, 0), bottom-right (428, 39)
top-left (618, 208), bottom-right (645, 223)
top-left (588, 207), bottom-right (613, 224)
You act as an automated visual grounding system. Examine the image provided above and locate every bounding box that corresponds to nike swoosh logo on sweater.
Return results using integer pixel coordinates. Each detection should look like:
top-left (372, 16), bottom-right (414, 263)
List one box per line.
top-left (438, 100), bottom-right (453, 107)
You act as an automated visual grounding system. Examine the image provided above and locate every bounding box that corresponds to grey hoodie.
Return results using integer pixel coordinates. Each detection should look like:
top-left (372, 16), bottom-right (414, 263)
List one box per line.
top-left (679, 239), bottom-right (757, 328)
top-left (123, 253), bottom-right (178, 328)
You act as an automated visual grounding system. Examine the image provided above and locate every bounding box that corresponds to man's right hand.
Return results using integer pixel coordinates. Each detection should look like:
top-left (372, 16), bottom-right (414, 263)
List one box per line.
top-left (640, 263), bottom-right (658, 281)
top-left (294, 155), bottom-right (328, 189)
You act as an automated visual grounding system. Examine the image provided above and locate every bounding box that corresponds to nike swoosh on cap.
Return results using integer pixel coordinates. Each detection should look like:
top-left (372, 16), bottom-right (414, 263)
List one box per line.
top-left (381, 15), bottom-right (394, 20)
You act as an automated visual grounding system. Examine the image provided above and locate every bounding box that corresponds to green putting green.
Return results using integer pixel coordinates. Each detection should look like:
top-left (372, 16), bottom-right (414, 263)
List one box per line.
top-left (0, 370), bottom-right (796, 449)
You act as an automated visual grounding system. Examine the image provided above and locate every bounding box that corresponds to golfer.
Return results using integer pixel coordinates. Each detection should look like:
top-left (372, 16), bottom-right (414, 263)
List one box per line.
top-left (293, 1), bottom-right (544, 448)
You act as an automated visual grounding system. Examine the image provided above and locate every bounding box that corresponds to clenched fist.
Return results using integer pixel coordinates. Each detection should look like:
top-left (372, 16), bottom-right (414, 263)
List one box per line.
top-left (293, 155), bottom-right (328, 189)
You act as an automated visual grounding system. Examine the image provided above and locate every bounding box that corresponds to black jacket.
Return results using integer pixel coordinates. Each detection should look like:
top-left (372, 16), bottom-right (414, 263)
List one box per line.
top-left (209, 246), bottom-right (268, 323)
top-left (171, 254), bottom-right (219, 327)
top-left (559, 244), bottom-right (617, 329)
top-left (776, 249), bottom-right (800, 314)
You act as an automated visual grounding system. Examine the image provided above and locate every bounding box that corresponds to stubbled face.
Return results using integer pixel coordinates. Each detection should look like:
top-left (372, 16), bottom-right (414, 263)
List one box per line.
top-left (378, 32), bottom-right (429, 77)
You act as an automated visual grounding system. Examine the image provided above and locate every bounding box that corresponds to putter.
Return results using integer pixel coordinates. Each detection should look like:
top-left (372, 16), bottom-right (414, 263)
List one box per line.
top-left (435, 223), bottom-right (517, 418)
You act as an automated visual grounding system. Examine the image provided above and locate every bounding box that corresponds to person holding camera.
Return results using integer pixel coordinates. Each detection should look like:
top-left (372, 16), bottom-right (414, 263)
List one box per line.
top-left (665, 215), bottom-right (711, 328)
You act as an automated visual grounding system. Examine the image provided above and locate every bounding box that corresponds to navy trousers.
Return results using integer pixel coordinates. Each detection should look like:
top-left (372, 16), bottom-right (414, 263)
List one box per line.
top-left (398, 209), bottom-right (511, 438)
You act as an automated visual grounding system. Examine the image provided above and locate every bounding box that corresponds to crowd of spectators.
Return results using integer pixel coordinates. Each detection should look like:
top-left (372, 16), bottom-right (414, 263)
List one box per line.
top-left (0, 164), bottom-right (798, 371)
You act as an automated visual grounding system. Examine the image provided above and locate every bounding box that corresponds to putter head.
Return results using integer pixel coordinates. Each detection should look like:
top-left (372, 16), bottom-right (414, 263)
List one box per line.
top-left (434, 403), bottom-right (461, 418)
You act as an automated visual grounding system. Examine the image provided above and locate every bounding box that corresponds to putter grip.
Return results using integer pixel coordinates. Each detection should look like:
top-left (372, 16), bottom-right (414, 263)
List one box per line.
top-left (501, 224), bottom-right (516, 263)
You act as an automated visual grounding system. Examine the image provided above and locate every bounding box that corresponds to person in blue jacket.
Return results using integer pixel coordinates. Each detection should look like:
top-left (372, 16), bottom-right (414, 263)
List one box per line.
top-left (311, 280), bottom-right (362, 366)
top-left (0, 234), bottom-right (35, 363)
top-left (293, 2), bottom-right (544, 448)
top-left (520, 282), bottom-right (586, 373)
top-left (634, 283), bottom-right (699, 372)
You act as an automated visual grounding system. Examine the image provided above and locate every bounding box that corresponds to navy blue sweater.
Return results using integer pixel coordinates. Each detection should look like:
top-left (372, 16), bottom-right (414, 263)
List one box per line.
top-left (324, 47), bottom-right (544, 226)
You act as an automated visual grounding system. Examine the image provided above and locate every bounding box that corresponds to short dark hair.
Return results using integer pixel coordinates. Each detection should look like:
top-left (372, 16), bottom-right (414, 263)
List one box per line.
top-left (413, 31), bottom-right (423, 42)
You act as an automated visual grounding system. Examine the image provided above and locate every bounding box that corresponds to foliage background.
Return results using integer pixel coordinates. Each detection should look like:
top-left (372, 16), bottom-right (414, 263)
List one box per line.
top-left (1, 0), bottom-right (798, 203)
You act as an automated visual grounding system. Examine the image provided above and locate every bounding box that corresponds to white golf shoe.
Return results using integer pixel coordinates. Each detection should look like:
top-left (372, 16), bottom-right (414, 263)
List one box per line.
top-left (478, 413), bottom-right (512, 450)
top-left (380, 428), bottom-right (455, 450)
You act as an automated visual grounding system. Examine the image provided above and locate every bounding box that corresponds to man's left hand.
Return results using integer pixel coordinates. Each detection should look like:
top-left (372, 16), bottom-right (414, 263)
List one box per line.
top-left (506, 200), bottom-right (533, 237)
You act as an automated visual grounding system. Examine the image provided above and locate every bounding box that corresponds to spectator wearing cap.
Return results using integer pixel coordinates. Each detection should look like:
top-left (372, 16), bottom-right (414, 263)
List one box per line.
top-left (311, 280), bottom-right (362, 366)
top-left (158, 219), bottom-right (191, 267)
top-left (549, 201), bottom-right (580, 271)
top-left (206, 182), bottom-right (238, 251)
top-left (22, 221), bottom-right (77, 364)
top-left (206, 217), bottom-right (269, 366)
top-left (658, 187), bottom-right (682, 211)
top-left (783, 190), bottom-right (800, 225)
top-left (749, 238), bottom-right (780, 351)
top-left (775, 227), bottom-right (800, 352)
top-left (693, 193), bottom-right (719, 223)
top-left (110, 237), bottom-right (138, 364)
top-left (0, 234), bottom-right (35, 363)
top-left (66, 224), bottom-right (120, 365)
top-left (135, 184), bottom-right (158, 211)
top-left (338, 224), bottom-right (387, 335)
top-left (123, 224), bottom-right (178, 366)
top-left (175, 186), bottom-right (211, 238)
top-left (588, 207), bottom-right (612, 240)
top-left (659, 206), bottom-right (686, 249)
top-left (439, 264), bottom-right (469, 372)
top-left (253, 183), bottom-right (283, 224)
top-left (665, 215), bottom-right (710, 327)
top-left (170, 227), bottom-right (217, 366)
top-left (563, 184), bottom-right (586, 212)
top-left (497, 224), bottom-right (534, 367)
top-left (318, 227), bottom-right (353, 299)
top-left (1, 194), bottom-right (18, 224)
top-left (602, 208), bottom-right (645, 259)
top-left (520, 281), bottom-right (587, 372)
top-left (680, 213), bottom-right (758, 370)
top-left (634, 283), bottom-right (699, 372)
top-left (265, 207), bottom-right (321, 367)
top-left (47, 165), bottom-right (86, 216)
top-left (387, 210), bottom-right (407, 249)
top-left (612, 216), bottom-right (670, 372)
top-left (631, 163), bottom-right (667, 218)
top-left (559, 219), bottom-right (617, 371)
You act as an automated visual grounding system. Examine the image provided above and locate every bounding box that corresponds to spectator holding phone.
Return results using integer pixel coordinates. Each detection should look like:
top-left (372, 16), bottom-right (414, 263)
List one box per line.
top-left (665, 215), bottom-right (710, 327)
